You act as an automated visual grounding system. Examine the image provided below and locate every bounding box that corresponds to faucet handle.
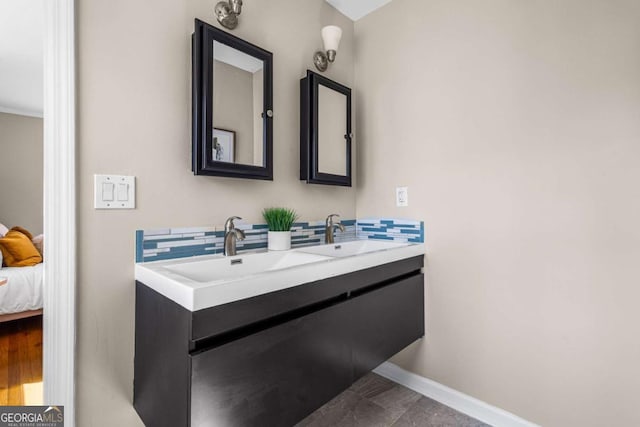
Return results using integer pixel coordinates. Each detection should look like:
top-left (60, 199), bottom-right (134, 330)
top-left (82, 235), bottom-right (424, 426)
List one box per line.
top-left (224, 216), bottom-right (242, 231)
top-left (326, 213), bottom-right (341, 226)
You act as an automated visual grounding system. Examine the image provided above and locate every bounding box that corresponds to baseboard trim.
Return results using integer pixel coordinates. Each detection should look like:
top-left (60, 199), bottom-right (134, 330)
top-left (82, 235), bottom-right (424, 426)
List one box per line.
top-left (373, 362), bottom-right (539, 427)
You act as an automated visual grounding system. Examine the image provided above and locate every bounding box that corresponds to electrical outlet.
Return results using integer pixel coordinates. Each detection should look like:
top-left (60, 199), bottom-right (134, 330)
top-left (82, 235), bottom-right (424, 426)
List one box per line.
top-left (396, 187), bottom-right (408, 207)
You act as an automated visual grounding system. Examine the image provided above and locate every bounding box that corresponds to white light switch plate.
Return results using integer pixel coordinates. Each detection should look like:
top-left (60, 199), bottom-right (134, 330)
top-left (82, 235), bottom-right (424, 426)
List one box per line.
top-left (396, 186), bottom-right (409, 207)
top-left (94, 175), bottom-right (135, 209)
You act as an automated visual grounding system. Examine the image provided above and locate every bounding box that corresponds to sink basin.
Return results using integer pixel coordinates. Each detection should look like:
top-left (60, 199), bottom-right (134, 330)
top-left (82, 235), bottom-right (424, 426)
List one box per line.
top-left (295, 240), bottom-right (409, 258)
top-left (164, 251), bottom-right (330, 283)
top-left (135, 239), bottom-right (424, 311)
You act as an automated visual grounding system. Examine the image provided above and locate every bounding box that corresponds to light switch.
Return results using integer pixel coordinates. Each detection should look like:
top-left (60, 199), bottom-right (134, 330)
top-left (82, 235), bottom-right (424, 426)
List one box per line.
top-left (117, 183), bottom-right (129, 201)
top-left (102, 183), bottom-right (115, 201)
top-left (95, 175), bottom-right (136, 209)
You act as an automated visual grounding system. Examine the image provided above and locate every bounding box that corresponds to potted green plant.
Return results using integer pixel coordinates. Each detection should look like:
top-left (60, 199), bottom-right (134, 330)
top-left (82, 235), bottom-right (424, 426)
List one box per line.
top-left (262, 207), bottom-right (299, 251)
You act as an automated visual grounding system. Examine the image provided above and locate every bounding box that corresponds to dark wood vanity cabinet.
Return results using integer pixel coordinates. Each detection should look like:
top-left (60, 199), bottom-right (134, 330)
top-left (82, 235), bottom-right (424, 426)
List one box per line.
top-left (351, 275), bottom-right (424, 380)
top-left (134, 256), bottom-right (424, 427)
top-left (190, 301), bottom-right (353, 427)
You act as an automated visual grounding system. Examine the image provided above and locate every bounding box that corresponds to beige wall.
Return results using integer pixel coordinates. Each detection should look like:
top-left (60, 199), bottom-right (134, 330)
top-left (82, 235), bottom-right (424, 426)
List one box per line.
top-left (76, 0), bottom-right (354, 424)
top-left (213, 60), bottom-right (254, 164)
top-left (355, 0), bottom-right (640, 426)
top-left (0, 112), bottom-right (43, 235)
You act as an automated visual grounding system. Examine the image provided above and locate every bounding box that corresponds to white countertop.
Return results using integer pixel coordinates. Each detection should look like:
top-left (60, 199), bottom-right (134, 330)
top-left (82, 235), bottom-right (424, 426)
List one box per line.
top-left (135, 241), bottom-right (425, 312)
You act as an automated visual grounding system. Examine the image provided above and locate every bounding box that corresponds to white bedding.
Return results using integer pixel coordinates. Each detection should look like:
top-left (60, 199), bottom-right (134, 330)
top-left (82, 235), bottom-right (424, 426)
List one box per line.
top-left (0, 263), bottom-right (44, 315)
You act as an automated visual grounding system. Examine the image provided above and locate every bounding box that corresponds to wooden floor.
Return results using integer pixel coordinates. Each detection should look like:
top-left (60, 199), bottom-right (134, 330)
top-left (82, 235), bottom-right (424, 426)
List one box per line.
top-left (0, 315), bottom-right (43, 405)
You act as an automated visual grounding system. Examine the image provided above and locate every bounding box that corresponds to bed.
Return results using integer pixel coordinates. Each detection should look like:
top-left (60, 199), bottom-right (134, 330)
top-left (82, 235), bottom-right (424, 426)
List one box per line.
top-left (0, 223), bottom-right (44, 322)
top-left (0, 263), bottom-right (44, 322)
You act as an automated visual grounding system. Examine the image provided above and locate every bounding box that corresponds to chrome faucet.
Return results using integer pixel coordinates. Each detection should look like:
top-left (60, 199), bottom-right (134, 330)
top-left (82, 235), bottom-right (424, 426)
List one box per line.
top-left (325, 214), bottom-right (345, 244)
top-left (223, 216), bottom-right (246, 256)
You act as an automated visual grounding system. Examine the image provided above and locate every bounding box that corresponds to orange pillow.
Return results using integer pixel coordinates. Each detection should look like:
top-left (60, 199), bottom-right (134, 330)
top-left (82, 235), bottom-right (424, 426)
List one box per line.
top-left (0, 227), bottom-right (42, 267)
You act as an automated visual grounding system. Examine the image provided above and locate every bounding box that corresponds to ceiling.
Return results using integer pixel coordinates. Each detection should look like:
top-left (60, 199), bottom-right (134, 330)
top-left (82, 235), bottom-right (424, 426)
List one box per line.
top-left (214, 41), bottom-right (264, 73)
top-left (0, 0), bottom-right (44, 118)
top-left (325, 0), bottom-right (393, 21)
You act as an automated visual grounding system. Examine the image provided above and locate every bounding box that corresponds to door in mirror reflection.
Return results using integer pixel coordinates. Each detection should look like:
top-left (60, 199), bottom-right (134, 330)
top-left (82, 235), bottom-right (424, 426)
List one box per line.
top-left (212, 41), bottom-right (264, 167)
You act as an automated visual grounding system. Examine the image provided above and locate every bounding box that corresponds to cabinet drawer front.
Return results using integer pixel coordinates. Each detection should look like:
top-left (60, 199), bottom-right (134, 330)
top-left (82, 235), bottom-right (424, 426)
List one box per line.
top-left (190, 256), bottom-right (425, 342)
top-left (190, 301), bottom-right (353, 427)
top-left (351, 274), bottom-right (425, 379)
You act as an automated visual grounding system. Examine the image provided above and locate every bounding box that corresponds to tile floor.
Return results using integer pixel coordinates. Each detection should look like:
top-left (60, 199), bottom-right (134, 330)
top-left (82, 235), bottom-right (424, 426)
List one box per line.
top-left (297, 373), bottom-right (489, 427)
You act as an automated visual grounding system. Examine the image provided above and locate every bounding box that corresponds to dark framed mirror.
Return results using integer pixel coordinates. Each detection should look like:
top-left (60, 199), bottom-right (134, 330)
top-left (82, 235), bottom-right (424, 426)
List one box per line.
top-left (192, 19), bottom-right (273, 180)
top-left (300, 70), bottom-right (352, 186)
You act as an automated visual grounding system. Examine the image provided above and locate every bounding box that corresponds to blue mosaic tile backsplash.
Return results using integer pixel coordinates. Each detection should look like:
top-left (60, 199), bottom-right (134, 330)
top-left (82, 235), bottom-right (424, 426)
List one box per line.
top-left (136, 218), bottom-right (423, 263)
top-left (356, 218), bottom-right (424, 244)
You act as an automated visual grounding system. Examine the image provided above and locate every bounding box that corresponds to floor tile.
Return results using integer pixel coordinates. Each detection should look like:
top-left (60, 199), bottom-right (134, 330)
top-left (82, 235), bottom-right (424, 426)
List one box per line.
top-left (332, 397), bottom-right (398, 427)
top-left (296, 390), bottom-right (363, 427)
top-left (392, 396), bottom-right (489, 427)
top-left (298, 373), bottom-right (489, 427)
top-left (368, 383), bottom-right (422, 422)
top-left (349, 373), bottom-right (396, 399)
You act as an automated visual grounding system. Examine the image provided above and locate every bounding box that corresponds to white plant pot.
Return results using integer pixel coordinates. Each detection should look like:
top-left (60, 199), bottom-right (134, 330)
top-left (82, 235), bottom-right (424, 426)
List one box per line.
top-left (268, 231), bottom-right (291, 251)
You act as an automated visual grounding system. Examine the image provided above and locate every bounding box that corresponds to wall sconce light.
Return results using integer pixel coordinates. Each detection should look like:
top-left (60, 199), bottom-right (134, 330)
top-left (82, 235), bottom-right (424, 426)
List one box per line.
top-left (214, 0), bottom-right (243, 30)
top-left (313, 25), bottom-right (342, 72)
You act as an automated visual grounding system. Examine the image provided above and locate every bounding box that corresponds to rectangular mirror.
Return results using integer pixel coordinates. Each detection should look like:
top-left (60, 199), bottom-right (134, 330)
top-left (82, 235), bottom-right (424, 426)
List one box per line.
top-left (317, 85), bottom-right (347, 176)
top-left (193, 19), bottom-right (273, 179)
top-left (212, 41), bottom-right (264, 166)
top-left (300, 70), bottom-right (352, 186)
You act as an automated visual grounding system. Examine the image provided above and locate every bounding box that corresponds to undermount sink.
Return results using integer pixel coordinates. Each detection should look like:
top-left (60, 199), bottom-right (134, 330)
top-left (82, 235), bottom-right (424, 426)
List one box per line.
top-left (164, 251), bottom-right (330, 283)
top-left (295, 239), bottom-right (410, 258)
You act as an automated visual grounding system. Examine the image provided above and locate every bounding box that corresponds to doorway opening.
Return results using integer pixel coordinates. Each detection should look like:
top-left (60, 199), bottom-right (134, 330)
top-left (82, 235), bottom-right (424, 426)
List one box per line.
top-left (1, 0), bottom-right (75, 424)
top-left (0, 0), bottom-right (46, 406)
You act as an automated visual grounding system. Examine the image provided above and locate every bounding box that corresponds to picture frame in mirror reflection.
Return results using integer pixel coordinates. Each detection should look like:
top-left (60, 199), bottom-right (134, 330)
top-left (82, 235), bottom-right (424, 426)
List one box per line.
top-left (212, 128), bottom-right (236, 163)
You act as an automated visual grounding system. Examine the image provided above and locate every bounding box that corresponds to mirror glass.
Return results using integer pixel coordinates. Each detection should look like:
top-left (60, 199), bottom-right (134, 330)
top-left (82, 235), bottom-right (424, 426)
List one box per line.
top-left (317, 85), bottom-right (347, 176)
top-left (212, 41), bottom-right (264, 166)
